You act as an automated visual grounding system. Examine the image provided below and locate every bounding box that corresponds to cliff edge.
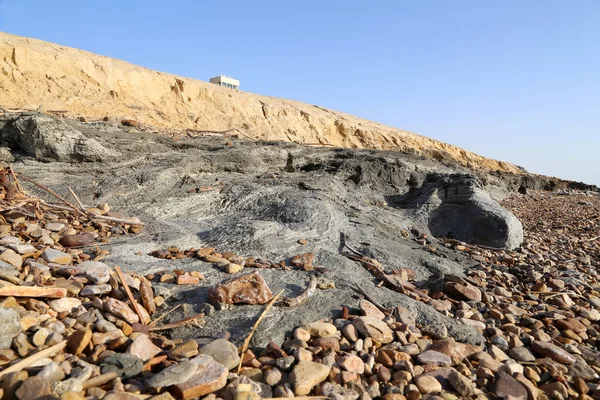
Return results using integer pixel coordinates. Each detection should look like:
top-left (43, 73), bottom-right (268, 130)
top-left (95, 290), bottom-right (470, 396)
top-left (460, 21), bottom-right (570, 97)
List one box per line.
top-left (0, 32), bottom-right (519, 173)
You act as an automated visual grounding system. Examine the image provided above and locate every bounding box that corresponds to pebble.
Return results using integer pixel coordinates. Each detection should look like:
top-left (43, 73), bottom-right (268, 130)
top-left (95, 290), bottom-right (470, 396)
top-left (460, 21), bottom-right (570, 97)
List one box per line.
top-left (531, 341), bottom-right (576, 365)
top-left (353, 316), bottom-right (394, 344)
top-left (146, 360), bottom-right (199, 389)
top-left (289, 361), bottom-right (330, 395)
top-left (49, 298), bottom-right (82, 313)
top-left (171, 355), bottom-right (228, 399)
top-left (41, 248), bottom-right (72, 265)
top-left (0, 307), bottom-right (22, 349)
top-left (197, 339), bottom-right (240, 370)
top-left (414, 375), bottom-right (442, 394)
top-left (126, 333), bottom-right (162, 362)
top-left (103, 298), bottom-right (139, 324)
top-left (303, 321), bottom-right (337, 338)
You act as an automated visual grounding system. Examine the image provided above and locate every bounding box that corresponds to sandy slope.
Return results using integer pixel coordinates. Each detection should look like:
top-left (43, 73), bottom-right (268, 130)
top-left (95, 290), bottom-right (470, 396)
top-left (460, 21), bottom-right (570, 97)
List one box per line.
top-left (0, 32), bottom-right (519, 173)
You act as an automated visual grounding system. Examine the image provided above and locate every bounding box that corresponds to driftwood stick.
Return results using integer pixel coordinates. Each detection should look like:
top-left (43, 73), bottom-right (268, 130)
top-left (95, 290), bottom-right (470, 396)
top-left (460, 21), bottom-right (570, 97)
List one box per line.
top-left (281, 277), bottom-right (317, 307)
top-left (237, 289), bottom-right (284, 373)
top-left (340, 232), bottom-right (364, 257)
top-left (0, 340), bottom-right (67, 378)
top-left (133, 312), bottom-right (204, 333)
top-left (8, 167), bottom-right (24, 195)
top-left (0, 286), bottom-right (67, 298)
top-left (115, 266), bottom-right (146, 325)
top-left (149, 304), bottom-right (182, 327)
top-left (68, 187), bottom-right (86, 211)
top-left (92, 214), bottom-right (144, 226)
top-left (82, 372), bottom-right (118, 389)
top-left (18, 175), bottom-right (86, 217)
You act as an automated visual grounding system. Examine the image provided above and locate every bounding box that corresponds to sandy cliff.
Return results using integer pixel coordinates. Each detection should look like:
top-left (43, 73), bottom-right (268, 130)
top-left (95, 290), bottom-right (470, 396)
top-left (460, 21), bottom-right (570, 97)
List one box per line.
top-left (0, 32), bottom-right (519, 173)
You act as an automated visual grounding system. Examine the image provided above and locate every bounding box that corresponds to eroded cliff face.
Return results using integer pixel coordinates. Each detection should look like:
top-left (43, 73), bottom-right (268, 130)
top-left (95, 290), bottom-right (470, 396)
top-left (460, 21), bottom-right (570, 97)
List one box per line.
top-left (0, 32), bottom-right (519, 173)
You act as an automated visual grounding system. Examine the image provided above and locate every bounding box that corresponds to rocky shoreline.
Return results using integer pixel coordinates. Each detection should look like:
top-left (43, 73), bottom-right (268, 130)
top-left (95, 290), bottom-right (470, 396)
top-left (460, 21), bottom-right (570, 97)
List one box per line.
top-left (0, 112), bottom-right (598, 399)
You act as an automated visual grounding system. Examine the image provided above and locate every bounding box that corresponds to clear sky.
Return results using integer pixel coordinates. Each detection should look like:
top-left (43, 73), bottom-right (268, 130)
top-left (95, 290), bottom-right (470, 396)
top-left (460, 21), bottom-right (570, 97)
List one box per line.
top-left (1, 1), bottom-right (599, 185)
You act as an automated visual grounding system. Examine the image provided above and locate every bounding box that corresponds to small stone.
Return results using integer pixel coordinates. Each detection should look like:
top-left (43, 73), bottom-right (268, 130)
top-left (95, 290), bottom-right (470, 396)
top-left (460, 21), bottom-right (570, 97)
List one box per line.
top-left (294, 327), bottom-right (311, 342)
top-left (66, 328), bottom-right (92, 355)
top-left (38, 361), bottom-right (66, 382)
top-left (80, 284), bottom-right (112, 296)
top-left (49, 298), bottom-right (82, 313)
top-left (493, 370), bottom-right (528, 400)
top-left (0, 249), bottom-right (22, 268)
top-left (303, 321), bottom-right (337, 338)
top-left (427, 339), bottom-right (482, 365)
top-left (171, 355), bottom-right (228, 399)
top-left (417, 350), bottom-right (452, 366)
top-left (177, 275), bottom-right (200, 285)
top-left (338, 355), bottom-right (365, 374)
top-left (290, 361), bottom-right (330, 395)
top-left (146, 360), bottom-right (199, 389)
top-left (342, 324), bottom-right (359, 342)
top-left (445, 282), bottom-right (482, 302)
top-left (79, 261), bottom-right (111, 284)
top-left (127, 333), bottom-right (162, 362)
top-left (171, 340), bottom-right (199, 359)
top-left (509, 347), bottom-right (536, 362)
top-left (353, 317), bottom-right (394, 343)
top-left (32, 328), bottom-right (50, 347)
top-left (414, 375), bottom-right (442, 394)
top-left (532, 340), bottom-right (576, 364)
top-left (15, 376), bottom-right (53, 400)
top-left (46, 222), bottom-right (66, 231)
top-left (104, 297), bottom-right (139, 324)
top-left (208, 272), bottom-right (273, 305)
top-left (360, 299), bottom-right (386, 320)
top-left (101, 353), bottom-right (143, 378)
top-left (225, 263), bottom-right (243, 274)
top-left (41, 248), bottom-right (72, 265)
top-left (198, 339), bottom-right (240, 370)
top-left (0, 308), bottom-right (21, 349)
top-left (290, 252), bottom-right (314, 270)
top-left (59, 233), bottom-right (95, 247)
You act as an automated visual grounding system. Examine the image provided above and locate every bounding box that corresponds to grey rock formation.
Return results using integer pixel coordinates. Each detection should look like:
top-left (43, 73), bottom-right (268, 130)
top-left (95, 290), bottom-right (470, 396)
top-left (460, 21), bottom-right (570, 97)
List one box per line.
top-left (0, 112), bottom-right (567, 348)
top-left (392, 174), bottom-right (523, 250)
top-left (11, 113), bottom-right (117, 162)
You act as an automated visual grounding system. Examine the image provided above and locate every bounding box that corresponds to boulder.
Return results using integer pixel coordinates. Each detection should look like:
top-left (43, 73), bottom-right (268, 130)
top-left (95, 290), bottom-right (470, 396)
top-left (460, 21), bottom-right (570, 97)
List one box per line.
top-left (12, 114), bottom-right (117, 162)
top-left (412, 175), bottom-right (523, 250)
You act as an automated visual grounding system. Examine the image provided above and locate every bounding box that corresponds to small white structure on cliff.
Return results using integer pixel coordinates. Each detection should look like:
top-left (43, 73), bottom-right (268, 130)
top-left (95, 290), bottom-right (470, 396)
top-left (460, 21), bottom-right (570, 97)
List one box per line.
top-left (210, 75), bottom-right (239, 89)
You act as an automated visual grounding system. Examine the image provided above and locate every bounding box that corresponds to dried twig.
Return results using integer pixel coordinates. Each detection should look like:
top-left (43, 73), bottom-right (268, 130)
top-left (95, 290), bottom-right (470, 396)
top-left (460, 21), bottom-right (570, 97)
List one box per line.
top-left (237, 289), bottom-right (284, 373)
top-left (92, 214), bottom-right (144, 226)
top-left (0, 340), bottom-right (67, 378)
top-left (133, 312), bottom-right (204, 333)
top-left (8, 167), bottom-right (23, 195)
top-left (149, 304), bottom-right (182, 327)
top-left (0, 286), bottom-right (67, 298)
top-left (68, 186), bottom-right (86, 212)
top-left (281, 277), bottom-right (317, 307)
top-left (18, 175), bottom-right (86, 217)
top-left (115, 266), bottom-right (146, 325)
top-left (340, 232), bottom-right (365, 257)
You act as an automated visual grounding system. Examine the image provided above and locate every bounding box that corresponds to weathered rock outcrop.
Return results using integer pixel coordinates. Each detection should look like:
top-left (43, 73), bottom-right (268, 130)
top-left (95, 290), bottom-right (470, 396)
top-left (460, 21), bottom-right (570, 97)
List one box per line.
top-left (0, 32), bottom-right (519, 173)
top-left (10, 114), bottom-right (117, 162)
top-left (395, 175), bottom-right (524, 250)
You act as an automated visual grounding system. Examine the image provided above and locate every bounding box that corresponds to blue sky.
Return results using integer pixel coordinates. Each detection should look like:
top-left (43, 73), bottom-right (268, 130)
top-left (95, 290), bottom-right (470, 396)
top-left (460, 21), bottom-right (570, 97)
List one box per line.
top-left (1, 1), bottom-right (599, 185)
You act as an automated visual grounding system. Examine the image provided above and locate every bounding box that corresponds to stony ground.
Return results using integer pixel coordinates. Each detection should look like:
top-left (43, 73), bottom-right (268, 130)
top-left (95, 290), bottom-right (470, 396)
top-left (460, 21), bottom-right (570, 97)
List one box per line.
top-left (0, 113), bottom-right (599, 400)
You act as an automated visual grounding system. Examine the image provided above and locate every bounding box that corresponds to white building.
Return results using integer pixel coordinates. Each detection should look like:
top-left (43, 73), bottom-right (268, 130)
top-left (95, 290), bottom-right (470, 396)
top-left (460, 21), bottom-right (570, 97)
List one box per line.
top-left (210, 75), bottom-right (239, 89)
